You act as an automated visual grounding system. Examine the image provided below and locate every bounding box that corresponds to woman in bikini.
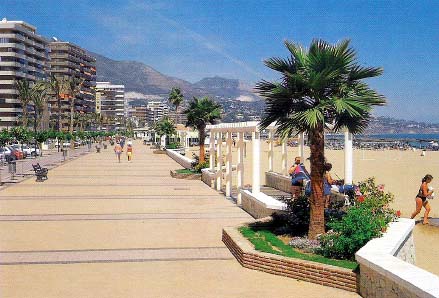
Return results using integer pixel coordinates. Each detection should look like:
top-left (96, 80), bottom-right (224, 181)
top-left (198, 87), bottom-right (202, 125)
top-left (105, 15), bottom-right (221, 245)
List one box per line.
top-left (411, 174), bottom-right (433, 225)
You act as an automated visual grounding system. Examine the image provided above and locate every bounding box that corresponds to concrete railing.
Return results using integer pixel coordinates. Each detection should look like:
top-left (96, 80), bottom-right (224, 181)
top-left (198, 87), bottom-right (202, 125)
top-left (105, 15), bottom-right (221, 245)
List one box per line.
top-left (355, 218), bottom-right (439, 298)
top-left (165, 149), bottom-right (194, 169)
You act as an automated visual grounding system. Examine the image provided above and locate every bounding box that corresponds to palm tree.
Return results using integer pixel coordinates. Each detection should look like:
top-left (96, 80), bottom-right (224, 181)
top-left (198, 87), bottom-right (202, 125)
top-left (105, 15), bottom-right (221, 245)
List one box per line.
top-left (30, 83), bottom-right (49, 154)
top-left (184, 96), bottom-right (221, 163)
top-left (65, 77), bottom-right (84, 134)
top-left (257, 39), bottom-right (386, 239)
top-left (168, 87), bottom-right (184, 125)
top-left (45, 75), bottom-right (65, 132)
top-left (15, 79), bottom-right (33, 127)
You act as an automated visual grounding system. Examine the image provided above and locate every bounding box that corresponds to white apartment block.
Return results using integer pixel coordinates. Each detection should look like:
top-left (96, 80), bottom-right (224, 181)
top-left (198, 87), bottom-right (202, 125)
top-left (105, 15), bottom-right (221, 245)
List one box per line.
top-left (146, 100), bottom-right (170, 124)
top-left (0, 18), bottom-right (49, 128)
top-left (95, 81), bottom-right (125, 119)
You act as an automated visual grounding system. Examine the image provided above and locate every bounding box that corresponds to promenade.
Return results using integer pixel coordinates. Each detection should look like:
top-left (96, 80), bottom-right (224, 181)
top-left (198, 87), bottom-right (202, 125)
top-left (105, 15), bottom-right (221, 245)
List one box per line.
top-left (0, 141), bottom-right (357, 298)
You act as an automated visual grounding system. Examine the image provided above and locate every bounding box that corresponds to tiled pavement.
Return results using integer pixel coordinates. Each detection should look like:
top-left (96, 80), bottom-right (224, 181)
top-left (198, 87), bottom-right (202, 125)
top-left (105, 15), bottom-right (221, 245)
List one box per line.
top-left (0, 141), bottom-right (359, 298)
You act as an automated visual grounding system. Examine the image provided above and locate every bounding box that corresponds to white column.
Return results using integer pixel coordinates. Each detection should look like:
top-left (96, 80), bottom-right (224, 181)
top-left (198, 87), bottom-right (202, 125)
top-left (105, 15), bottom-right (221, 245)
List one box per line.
top-left (344, 131), bottom-right (353, 185)
top-left (298, 132), bottom-right (305, 162)
top-left (268, 130), bottom-right (274, 172)
top-left (209, 131), bottom-right (215, 171)
top-left (237, 131), bottom-right (244, 205)
top-left (216, 132), bottom-right (222, 191)
top-left (281, 140), bottom-right (288, 175)
top-left (252, 131), bottom-right (261, 194)
top-left (225, 131), bottom-right (233, 198)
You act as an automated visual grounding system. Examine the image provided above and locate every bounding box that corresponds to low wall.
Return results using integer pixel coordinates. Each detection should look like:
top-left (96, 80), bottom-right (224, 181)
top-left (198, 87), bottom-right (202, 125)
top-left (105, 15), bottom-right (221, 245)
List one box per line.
top-left (240, 189), bottom-right (286, 219)
top-left (201, 168), bottom-right (216, 188)
top-left (356, 218), bottom-right (439, 298)
top-left (265, 171), bottom-right (291, 193)
top-left (166, 149), bottom-right (194, 169)
top-left (223, 226), bottom-right (358, 293)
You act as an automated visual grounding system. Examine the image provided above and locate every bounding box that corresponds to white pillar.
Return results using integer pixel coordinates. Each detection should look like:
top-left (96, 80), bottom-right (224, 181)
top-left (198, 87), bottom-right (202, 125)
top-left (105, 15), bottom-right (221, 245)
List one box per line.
top-left (268, 130), bottom-right (274, 172)
top-left (252, 131), bottom-right (261, 194)
top-left (344, 131), bottom-right (353, 185)
top-left (225, 131), bottom-right (233, 198)
top-left (209, 131), bottom-right (215, 172)
top-left (216, 132), bottom-right (222, 191)
top-left (237, 131), bottom-right (244, 205)
top-left (281, 140), bottom-right (288, 175)
top-left (298, 132), bottom-right (305, 162)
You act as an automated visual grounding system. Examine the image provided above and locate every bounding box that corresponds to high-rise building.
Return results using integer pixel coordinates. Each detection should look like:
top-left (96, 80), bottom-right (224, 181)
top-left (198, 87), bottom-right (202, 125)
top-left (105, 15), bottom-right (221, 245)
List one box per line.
top-left (0, 18), bottom-right (50, 128)
top-left (145, 101), bottom-right (170, 124)
top-left (49, 41), bottom-right (96, 130)
top-left (95, 81), bottom-right (125, 119)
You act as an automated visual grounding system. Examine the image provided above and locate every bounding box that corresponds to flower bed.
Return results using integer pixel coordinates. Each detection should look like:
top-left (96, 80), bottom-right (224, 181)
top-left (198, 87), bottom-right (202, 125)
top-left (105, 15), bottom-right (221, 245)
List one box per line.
top-left (223, 225), bottom-right (358, 292)
top-left (170, 169), bottom-right (201, 180)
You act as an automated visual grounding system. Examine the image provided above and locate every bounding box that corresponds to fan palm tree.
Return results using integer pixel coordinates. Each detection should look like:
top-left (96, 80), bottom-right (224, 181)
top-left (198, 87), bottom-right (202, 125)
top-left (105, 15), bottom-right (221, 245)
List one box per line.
top-left (15, 79), bottom-right (33, 127)
top-left (153, 117), bottom-right (175, 138)
top-left (184, 96), bottom-right (221, 163)
top-left (168, 87), bottom-right (184, 125)
top-left (257, 39), bottom-right (386, 239)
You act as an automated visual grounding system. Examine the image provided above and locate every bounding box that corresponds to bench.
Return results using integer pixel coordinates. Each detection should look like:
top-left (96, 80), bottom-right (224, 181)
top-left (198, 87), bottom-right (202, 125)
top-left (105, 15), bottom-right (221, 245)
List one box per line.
top-left (32, 163), bottom-right (48, 182)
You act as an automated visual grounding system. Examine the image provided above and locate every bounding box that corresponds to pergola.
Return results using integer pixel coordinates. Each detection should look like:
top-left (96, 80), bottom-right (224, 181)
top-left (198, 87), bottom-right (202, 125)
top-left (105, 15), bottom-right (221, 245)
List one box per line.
top-left (206, 121), bottom-right (353, 204)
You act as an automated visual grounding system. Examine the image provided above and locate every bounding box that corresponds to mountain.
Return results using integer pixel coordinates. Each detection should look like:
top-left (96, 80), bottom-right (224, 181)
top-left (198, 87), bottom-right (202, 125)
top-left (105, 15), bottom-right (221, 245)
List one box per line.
top-left (91, 52), bottom-right (194, 96)
top-left (90, 52), bottom-right (262, 102)
top-left (192, 76), bottom-right (260, 102)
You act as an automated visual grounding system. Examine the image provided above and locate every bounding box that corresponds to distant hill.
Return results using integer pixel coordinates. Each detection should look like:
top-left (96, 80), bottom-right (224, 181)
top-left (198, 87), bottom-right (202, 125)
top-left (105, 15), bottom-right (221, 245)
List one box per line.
top-left (90, 52), bottom-right (262, 103)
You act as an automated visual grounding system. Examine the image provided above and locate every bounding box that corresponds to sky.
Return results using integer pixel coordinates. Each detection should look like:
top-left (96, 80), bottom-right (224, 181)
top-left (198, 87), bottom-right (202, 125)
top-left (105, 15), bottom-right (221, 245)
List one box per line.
top-left (1, 0), bottom-right (439, 122)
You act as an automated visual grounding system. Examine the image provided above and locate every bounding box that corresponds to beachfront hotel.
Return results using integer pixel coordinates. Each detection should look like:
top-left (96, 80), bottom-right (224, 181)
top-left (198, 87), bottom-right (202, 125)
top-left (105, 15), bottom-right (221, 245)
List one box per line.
top-left (49, 40), bottom-right (96, 130)
top-left (0, 18), bottom-right (50, 129)
top-left (95, 81), bottom-right (126, 125)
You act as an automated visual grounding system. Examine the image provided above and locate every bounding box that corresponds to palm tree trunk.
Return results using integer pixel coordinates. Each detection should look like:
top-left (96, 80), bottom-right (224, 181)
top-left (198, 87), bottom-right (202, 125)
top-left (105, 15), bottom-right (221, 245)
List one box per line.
top-left (198, 125), bottom-right (206, 163)
top-left (308, 123), bottom-right (326, 239)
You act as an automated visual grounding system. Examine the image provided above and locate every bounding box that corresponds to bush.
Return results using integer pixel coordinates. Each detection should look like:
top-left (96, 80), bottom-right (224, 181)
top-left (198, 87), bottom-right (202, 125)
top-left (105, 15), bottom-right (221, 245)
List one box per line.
top-left (166, 142), bottom-right (180, 149)
top-left (271, 196), bottom-right (345, 236)
top-left (318, 178), bottom-right (397, 260)
top-left (193, 161), bottom-right (209, 173)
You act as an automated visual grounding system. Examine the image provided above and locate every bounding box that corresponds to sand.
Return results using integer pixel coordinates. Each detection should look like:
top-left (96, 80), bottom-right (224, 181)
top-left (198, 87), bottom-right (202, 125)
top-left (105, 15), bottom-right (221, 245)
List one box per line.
top-left (187, 141), bottom-right (439, 276)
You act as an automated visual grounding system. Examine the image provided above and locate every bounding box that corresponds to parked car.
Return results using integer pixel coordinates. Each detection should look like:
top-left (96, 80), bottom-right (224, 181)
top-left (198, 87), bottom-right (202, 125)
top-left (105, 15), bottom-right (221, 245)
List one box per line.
top-left (7, 146), bottom-right (24, 160)
top-left (11, 144), bottom-right (27, 159)
top-left (21, 145), bottom-right (40, 157)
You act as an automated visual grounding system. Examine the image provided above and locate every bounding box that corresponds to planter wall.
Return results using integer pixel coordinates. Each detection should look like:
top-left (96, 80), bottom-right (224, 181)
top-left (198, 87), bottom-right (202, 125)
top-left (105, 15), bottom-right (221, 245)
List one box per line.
top-left (223, 226), bottom-right (358, 293)
top-left (170, 170), bottom-right (201, 180)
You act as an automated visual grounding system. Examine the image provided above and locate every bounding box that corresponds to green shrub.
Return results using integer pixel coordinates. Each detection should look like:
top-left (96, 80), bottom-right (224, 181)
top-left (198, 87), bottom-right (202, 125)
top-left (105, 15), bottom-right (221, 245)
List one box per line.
top-left (193, 161), bottom-right (209, 173)
top-left (318, 178), bottom-right (396, 260)
top-left (271, 195), bottom-right (345, 236)
top-left (166, 142), bottom-right (180, 149)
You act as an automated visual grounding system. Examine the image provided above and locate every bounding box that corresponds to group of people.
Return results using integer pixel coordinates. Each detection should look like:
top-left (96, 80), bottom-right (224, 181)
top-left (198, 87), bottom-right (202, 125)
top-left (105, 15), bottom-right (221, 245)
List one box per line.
top-left (288, 157), bottom-right (433, 224)
top-left (288, 157), bottom-right (339, 208)
top-left (113, 138), bottom-right (133, 163)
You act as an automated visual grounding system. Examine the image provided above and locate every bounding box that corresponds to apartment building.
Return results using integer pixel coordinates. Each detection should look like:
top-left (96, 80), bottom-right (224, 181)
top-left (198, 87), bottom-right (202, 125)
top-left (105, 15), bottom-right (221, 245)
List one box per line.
top-left (95, 81), bottom-right (125, 120)
top-left (146, 100), bottom-right (170, 124)
top-left (0, 18), bottom-right (50, 128)
top-left (49, 41), bottom-right (96, 130)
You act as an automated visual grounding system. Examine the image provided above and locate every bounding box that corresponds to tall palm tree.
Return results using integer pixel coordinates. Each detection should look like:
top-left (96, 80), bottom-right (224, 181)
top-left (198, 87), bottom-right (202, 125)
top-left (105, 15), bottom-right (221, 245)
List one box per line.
top-left (154, 117), bottom-right (176, 145)
top-left (45, 74), bottom-right (65, 132)
top-left (257, 39), bottom-right (386, 239)
top-left (65, 77), bottom-right (84, 134)
top-left (30, 82), bottom-right (49, 154)
top-left (184, 96), bottom-right (221, 163)
top-left (168, 87), bottom-right (184, 125)
top-left (15, 79), bottom-right (33, 127)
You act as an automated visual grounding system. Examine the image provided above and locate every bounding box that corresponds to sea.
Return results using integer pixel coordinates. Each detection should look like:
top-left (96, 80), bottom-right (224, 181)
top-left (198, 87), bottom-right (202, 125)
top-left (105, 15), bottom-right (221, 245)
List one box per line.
top-left (325, 133), bottom-right (439, 149)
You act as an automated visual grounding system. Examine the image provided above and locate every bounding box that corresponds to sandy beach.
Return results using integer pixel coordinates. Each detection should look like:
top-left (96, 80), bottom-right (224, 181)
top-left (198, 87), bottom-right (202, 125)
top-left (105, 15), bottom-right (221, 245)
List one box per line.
top-left (187, 141), bottom-right (439, 276)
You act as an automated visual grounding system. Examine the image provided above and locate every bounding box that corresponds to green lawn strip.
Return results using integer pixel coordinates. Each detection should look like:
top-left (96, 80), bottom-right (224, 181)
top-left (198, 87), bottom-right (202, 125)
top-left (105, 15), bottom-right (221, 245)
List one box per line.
top-left (175, 168), bottom-right (197, 174)
top-left (239, 226), bottom-right (357, 270)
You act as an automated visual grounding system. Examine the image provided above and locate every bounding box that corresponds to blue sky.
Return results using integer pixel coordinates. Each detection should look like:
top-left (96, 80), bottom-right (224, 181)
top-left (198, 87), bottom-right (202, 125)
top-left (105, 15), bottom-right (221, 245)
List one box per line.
top-left (2, 0), bottom-right (439, 121)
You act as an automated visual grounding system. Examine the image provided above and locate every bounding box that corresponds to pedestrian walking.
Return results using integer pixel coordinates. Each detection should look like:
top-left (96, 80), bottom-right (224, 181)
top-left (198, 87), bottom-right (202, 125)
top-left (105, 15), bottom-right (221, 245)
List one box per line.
top-left (127, 142), bottom-right (133, 162)
top-left (411, 174), bottom-right (433, 225)
top-left (114, 142), bottom-right (122, 163)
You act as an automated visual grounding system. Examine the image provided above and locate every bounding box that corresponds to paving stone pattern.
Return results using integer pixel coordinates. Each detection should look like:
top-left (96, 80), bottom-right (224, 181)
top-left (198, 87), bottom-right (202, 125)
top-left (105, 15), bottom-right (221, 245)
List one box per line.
top-left (0, 141), bottom-right (359, 298)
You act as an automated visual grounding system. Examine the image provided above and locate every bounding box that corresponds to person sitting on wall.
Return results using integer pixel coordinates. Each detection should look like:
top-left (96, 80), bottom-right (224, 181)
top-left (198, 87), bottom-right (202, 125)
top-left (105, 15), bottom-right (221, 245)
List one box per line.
top-left (288, 157), bottom-right (310, 199)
